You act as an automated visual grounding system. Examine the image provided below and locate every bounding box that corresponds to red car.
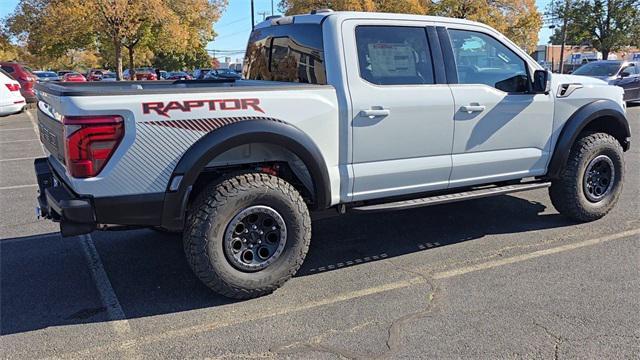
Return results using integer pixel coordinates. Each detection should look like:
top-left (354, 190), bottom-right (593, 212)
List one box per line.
top-left (123, 68), bottom-right (157, 81)
top-left (62, 73), bottom-right (87, 82)
top-left (0, 62), bottom-right (37, 103)
top-left (86, 69), bottom-right (108, 81)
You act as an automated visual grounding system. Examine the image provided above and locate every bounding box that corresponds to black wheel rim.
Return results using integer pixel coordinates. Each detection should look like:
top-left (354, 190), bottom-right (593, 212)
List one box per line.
top-left (223, 205), bottom-right (287, 272)
top-left (583, 155), bottom-right (615, 203)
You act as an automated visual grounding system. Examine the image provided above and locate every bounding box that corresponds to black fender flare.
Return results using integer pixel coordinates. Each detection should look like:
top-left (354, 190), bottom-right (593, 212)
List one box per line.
top-left (161, 119), bottom-right (332, 230)
top-left (547, 99), bottom-right (631, 179)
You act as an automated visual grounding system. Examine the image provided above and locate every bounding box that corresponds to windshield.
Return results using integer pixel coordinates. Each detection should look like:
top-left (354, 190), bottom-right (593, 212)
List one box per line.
top-left (573, 62), bottom-right (621, 77)
top-left (35, 72), bottom-right (57, 77)
top-left (103, 73), bottom-right (115, 78)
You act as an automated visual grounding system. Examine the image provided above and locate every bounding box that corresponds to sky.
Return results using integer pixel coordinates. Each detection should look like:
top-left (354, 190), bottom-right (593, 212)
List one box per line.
top-left (1, 0), bottom-right (554, 60)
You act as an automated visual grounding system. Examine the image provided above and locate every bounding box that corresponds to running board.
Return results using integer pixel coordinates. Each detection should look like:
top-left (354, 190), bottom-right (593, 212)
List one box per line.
top-left (351, 182), bottom-right (551, 213)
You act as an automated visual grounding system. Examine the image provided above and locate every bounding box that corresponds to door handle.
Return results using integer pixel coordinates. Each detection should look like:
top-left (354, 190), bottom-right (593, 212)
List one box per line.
top-left (460, 104), bottom-right (486, 113)
top-left (360, 108), bottom-right (390, 117)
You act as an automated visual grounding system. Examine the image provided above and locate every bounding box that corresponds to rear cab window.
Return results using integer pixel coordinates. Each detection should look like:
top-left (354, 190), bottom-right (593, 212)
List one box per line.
top-left (243, 23), bottom-right (326, 84)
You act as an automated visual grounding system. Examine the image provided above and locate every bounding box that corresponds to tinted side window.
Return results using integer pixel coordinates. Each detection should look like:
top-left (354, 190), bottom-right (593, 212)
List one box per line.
top-left (355, 26), bottom-right (434, 85)
top-left (623, 64), bottom-right (639, 75)
top-left (448, 30), bottom-right (529, 93)
top-left (244, 24), bottom-right (326, 84)
top-left (1, 65), bottom-right (15, 73)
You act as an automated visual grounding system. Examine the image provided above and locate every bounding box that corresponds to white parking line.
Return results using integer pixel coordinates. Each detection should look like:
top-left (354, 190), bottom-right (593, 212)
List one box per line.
top-left (25, 111), bottom-right (46, 155)
top-left (0, 127), bottom-right (33, 132)
top-left (432, 227), bottom-right (640, 279)
top-left (0, 184), bottom-right (37, 190)
top-left (0, 139), bottom-right (39, 144)
top-left (78, 234), bottom-right (131, 334)
top-left (0, 156), bottom-right (39, 162)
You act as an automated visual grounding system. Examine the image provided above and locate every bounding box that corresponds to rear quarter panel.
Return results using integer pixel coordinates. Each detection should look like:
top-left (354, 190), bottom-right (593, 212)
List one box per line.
top-left (40, 87), bottom-right (340, 203)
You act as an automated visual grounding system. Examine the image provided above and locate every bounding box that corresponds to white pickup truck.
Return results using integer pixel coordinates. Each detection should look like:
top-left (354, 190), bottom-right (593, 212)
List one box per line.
top-left (34, 10), bottom-right (631, 299)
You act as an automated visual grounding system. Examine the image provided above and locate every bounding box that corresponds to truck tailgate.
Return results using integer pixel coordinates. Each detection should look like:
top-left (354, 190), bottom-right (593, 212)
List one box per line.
top-left (37, 105), bottom-right (65, 164)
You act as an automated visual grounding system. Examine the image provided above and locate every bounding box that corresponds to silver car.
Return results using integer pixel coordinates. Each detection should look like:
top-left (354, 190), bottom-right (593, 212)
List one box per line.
top-left (573, 60), bottom-right (640, 102)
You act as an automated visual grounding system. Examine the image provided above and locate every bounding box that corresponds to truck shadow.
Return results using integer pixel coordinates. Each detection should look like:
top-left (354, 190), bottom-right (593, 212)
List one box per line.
top-left (0, 194), bottom-right (574, 335)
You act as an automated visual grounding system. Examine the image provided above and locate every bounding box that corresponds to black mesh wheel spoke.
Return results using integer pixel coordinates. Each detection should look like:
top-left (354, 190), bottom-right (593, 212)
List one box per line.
top-left (223, 205), bottom-right (287, 272)
top-left (583, 155), bottom-right (615, 203)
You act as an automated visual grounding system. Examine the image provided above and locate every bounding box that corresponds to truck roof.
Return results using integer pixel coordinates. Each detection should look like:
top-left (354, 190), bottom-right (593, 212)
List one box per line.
top-left (255, 10), bottom-right (491, 32)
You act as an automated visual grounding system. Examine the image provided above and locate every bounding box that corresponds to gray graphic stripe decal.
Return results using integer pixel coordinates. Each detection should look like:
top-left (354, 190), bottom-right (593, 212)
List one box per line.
top-left (142, 116), bottom-right (280, 132)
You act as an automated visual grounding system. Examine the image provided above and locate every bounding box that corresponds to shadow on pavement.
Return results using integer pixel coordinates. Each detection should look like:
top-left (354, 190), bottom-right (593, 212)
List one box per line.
top-left (0, 194), bottom-right (573, 335)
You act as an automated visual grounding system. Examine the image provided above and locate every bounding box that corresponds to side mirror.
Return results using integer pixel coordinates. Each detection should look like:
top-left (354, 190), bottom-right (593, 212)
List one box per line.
top-left (532, 69), bottom-right (551, 94)
top-left (620, 72), bottom-right (631, 78)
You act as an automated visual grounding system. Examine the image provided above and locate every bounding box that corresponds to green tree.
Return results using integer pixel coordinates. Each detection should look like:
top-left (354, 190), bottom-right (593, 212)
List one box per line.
top-left (5, 0), bottom-right (226, 79)
top-left (548, 0), bottom-right (640, 59)
top-left (279, 0), bottom-right (542, 52)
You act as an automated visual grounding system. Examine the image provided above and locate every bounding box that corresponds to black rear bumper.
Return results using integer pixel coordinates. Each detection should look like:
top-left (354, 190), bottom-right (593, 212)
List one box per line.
top-left (35, 157), bottom-right (96, 236)
top-left (35, 157), bottom-right (167, 237)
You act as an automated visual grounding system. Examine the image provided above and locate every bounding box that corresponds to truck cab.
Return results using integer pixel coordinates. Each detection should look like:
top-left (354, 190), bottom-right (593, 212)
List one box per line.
top-left (244, 11), bottom-right (628, 203)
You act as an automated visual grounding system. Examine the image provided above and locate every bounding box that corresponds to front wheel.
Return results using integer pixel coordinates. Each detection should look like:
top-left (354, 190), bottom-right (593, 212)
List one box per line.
top-left (549, 132), bottom-right (625, 222)
top-left (183, 173), bottom-right (311, 299)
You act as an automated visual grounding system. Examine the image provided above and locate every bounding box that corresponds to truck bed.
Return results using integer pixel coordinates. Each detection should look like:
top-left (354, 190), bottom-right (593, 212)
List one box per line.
top-left (35, 79), bottom-right (326, 97)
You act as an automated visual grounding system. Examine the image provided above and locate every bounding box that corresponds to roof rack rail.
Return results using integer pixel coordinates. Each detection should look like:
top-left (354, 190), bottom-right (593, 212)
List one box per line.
top-left (310, 8), bottom-right (333, 14)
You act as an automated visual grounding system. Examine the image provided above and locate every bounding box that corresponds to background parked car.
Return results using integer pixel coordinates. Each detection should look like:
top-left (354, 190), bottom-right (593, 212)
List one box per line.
top-left (62, 72), bottom-right (87, 82)
top-left (33, 71), bottom-right (60, 82)
top-left (573, 60), bottom-right (640, 102)
top-left (86, 69), bottom-right (108, 81)
top-left (0, 62), bottom-right (36, 103)
top-left (101, 72), bottom-right (117, 81)
top-left (193, 68), bottom-right (212, 79)
top-left (57, 70), bottom-right (74, 77)
top-left (204, 68), bottom-right (242, 80)
top-left (0, 69), bottom-right (26, 116)
top-left (166, 71), bottom-right (192, 80)
top-left (123, 68), bottom-right (157, 80)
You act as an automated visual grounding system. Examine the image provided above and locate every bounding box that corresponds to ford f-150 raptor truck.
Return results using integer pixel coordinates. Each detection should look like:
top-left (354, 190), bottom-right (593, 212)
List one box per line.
top-left (34, 10), bottom-right (631, 299)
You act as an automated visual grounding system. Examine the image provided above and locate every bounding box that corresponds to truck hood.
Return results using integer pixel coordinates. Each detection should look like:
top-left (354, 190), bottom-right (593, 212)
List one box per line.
top-left (551, 74), bottom-right (609, 86)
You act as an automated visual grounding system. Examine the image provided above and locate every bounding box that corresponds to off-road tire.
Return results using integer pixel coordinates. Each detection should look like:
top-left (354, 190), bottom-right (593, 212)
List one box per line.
top-left (183, 173), bottom-right (311, 299)
top-left (549, 132), bottom-right (624, 222)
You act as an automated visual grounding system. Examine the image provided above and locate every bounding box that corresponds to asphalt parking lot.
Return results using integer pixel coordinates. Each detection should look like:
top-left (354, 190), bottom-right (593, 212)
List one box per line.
top-left (1, 106), bottom-right (639, 359)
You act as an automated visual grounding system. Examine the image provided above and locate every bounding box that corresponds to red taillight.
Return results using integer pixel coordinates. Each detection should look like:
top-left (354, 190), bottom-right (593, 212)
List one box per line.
top-left (5, 83), bottom-right (20, 91)
top-left (63, 115), bottom-right (124, 178)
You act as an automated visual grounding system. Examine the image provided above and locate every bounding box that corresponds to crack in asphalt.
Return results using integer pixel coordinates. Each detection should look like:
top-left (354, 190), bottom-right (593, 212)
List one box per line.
top-left (270, 321), bottom-right (378, 359)
top-left (533, 320), bottom-right (564, 360)
top-left (269, 259), bottom-right (440, 360)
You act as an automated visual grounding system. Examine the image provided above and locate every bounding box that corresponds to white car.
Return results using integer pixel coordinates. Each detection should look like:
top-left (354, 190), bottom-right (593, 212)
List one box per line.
top-left (0, 69), bottom-right (26, 116)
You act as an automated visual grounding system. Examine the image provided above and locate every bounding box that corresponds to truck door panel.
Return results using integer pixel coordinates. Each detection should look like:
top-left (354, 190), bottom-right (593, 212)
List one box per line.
top-left (343, 21), bottom-right (455, 201)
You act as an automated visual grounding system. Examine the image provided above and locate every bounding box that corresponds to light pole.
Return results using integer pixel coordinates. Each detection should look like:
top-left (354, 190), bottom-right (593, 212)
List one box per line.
top-left (558, 0), bottom-right (571, 74)
top-left (251, 0), bottom-right (255, 29)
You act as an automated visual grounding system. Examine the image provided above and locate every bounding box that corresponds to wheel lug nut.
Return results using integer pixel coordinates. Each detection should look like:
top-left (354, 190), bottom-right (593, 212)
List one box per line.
top-left (272, 226), bottom-right (276, 230)
top-left (258, 240), bottom-right (262, 244)
top-left (258, 230), bottom-right (264, 235)
top-left (249, 244), bottom-right (253, 248)
top-left (252, 225), bottom-right (257, 230)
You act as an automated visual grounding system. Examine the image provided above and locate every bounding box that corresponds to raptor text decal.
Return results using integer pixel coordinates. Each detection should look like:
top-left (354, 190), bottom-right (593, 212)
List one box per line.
top-left (142, 98), bottom-right (264, 118)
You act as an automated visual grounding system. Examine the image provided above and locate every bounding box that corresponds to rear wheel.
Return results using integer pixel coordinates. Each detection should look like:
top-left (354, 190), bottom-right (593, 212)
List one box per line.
top-left (549, 132), bottom-right (624, 222)
top-left (183, 173), bottom-right (311, 299)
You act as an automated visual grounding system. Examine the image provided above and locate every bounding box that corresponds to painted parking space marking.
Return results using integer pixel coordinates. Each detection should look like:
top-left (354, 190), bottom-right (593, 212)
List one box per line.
top-left (0, 156), bottom-right (39, 162)
top-left (56, 228), bottom-right (640, 358)
top-left (0, 184), bottom-right (38, 191)
top-left (0, 139), bottom-right (39, 144)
